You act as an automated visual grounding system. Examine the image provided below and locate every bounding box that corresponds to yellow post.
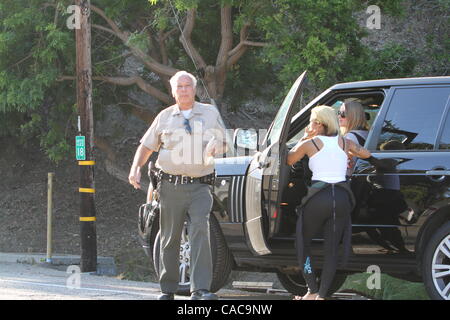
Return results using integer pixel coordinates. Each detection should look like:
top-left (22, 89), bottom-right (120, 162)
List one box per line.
top-left (46, 172), bottom-right (54, 263)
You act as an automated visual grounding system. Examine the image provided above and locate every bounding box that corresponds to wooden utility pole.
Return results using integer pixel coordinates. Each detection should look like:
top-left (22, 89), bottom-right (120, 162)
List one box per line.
top-left (75, 0), bottom-right (97, 273)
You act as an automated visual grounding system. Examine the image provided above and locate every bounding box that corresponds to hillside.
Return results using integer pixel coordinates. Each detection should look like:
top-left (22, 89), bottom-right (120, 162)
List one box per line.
top-left (0, 137), bottom-right (155, 280)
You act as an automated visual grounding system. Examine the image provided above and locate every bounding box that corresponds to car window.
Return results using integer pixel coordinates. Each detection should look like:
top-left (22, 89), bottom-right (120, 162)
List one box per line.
top-left (287, 124), bottom-right (307, 148)
top-left (265, 73), bottom-right (306, 146)
top-left (330, 98), bottom-right (381, 129)
top-left (286, 92), bottom-right (384, 147)
top-left (376, 87), bottom-right (450, 151)
top-left (439, 108), bottom-right (450, 150)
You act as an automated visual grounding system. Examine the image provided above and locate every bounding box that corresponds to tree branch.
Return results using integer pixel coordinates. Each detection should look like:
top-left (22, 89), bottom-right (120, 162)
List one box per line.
top-left (227, 22), bottom-right (267, 68)
top-left (90, 5), bottom-right (128, 42)
top-left (92, 24), bottom-right (117, 37)
top-left (157, 30), bottom-right (175, 94)
top-left (95, 52), bottom-right (133, 65)
top-left (160, 27), bottom-right (178, 42)
top-left (243, 40), bottom-right (267, 47)
top-left (179, 8), bottom-right (207, 69)
top-left (117, 102), bottom-right (156, 123)
top-left (7, 53), bottom-right (33, 70)
top-left (228, 23), bottom-right (250, 58)
top-left (99, 76), bottom-right (173, 104)
top-left (91, 4), bottom-right (178, 77)
top-left (216, 5), bottom-right (233, 68)
top-left (58, 75), bottom-right (173, 105)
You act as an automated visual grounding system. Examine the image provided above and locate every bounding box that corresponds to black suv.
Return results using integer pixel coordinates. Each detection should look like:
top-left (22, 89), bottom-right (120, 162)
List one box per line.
top-left (139, 73), bottom-right (450, 300)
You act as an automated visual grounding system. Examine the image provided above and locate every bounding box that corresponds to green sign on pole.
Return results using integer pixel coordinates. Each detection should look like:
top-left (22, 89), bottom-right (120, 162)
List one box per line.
top-left (76, 136), bottom-right (86, 160)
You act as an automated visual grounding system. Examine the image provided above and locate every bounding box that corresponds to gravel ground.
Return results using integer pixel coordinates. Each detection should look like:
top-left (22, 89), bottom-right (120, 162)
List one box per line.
top-left (0, 139), bottom-right (151, 280)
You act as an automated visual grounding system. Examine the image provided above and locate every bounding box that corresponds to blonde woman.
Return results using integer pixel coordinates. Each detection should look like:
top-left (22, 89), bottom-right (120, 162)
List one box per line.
top-left (287, 105), bottom-right (379, 300)
top-left (338, 100), bottom-right (369, 175)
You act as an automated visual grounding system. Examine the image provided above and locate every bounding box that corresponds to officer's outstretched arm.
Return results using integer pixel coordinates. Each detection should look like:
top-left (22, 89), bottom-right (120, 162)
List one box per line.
top-left (129, 144), bottom-right (154, 189)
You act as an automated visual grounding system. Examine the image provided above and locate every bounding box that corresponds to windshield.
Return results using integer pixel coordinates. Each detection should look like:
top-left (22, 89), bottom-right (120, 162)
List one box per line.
top-left (265, 75), bottom-right (305, 146)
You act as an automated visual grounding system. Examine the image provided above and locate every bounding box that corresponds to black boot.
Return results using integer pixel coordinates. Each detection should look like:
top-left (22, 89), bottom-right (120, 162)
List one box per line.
top-left (190, 290), bottom-right (218, 300)
top-left (158, 293), bottom-right (175, 300)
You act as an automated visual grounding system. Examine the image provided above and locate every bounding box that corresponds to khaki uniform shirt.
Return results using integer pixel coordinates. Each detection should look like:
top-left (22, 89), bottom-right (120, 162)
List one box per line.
top-left (140, 102), bottom-right (228, 177)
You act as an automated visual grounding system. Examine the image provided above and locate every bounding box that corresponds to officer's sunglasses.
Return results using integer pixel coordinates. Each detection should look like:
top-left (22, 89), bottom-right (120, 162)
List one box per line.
top-left (184, 118), bottom-right (192, 134)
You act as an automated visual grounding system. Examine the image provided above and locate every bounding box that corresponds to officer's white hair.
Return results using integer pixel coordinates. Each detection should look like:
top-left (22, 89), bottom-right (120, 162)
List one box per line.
top-left (169, 71), bottom-right (197, 95)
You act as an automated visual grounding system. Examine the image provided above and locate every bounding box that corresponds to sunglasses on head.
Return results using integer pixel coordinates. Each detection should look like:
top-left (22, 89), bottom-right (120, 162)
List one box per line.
top-left (184, 118), bottom-right (192, 134)
top-left (338, 111), bottom-right (346, 118)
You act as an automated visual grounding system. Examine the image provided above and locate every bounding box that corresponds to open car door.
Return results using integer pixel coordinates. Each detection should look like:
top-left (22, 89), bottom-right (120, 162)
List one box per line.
top-left (244, 71), bottom-right (308, 255)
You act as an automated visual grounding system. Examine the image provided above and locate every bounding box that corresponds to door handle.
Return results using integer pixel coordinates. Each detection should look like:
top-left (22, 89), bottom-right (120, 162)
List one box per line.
top-left (425, 170), bottom-right (450, 175)
top-left (425, 169), bottom-right (450, 182)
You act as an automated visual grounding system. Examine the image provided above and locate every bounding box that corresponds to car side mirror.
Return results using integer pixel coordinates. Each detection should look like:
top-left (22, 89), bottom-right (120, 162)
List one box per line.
top-left (234, 128), bottom-right (259, 152)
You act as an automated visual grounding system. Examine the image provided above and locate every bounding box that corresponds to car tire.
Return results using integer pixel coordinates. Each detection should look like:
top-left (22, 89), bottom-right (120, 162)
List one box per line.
top-left (422, 220), bottom-right (450, 300)
top-left (153, 214), bottom-right (233, 296)
top-left (276, 271), bottom-right (347, 297)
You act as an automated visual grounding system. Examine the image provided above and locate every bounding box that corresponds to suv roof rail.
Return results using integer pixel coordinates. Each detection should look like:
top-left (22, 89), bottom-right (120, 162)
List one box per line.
top-left (330, 76), bottom-right (450, 91)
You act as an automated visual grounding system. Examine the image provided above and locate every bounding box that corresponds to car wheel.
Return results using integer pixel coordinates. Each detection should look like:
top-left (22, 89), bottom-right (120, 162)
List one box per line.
top-left (422, 220), bottom-right (450, 300)
top-left (153, 214), bottom-right (233, 296)
top-left (276, 271), bottom-right (347, 297)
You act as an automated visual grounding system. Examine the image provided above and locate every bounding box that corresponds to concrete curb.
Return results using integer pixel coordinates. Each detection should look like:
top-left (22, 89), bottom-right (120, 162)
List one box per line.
top-left (0, 253), bottom-right (116, 276)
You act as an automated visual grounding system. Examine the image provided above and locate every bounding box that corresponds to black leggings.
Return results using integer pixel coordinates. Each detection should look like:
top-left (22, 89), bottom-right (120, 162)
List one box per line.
top-left (296, 186), bottom-right (352, 297)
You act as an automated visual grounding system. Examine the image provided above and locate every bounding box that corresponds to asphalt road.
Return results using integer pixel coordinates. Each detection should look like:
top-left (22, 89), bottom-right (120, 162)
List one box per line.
top-left (0, 262), bottom-right (293, 300)
top-left (0, 256), bottom-right (370, 301)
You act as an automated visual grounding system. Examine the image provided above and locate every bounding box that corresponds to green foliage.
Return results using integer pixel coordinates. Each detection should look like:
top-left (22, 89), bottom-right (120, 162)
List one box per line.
top-left (368, 0), bottom-right (406, 16)
top-left (257, 0), bottom-right (367, 89)
top-left (225, 51), bottom-right (278, 111)
top-left (164, 0), bottom-right (199, 11)
top-left (0, 0), bottom-right (76, 162)
top-left (255, 0), bottom-right (420, 102)
top-left (419, 2), bottom-right (450, 75)
top-left (127, 32), bottom-right (151, 52)
top-left (438, 0), bottom-right (450, 9)
top-left (368, 43), bottom-right (417, 78)
top-left (39, 124), bottom-right (72, 162)
top-left (341, 272), bottom-right (429, 300)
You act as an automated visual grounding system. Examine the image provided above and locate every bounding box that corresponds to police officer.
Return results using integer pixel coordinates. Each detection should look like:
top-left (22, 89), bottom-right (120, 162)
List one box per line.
top-left (128, 71), bottom-right (227, 300)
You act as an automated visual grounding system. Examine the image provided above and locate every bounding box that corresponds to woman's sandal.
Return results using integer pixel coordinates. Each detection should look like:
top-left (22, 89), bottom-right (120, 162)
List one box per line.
top-left (293, 291), bottom-right (325, 300)
top-left (302, 291), bottom-right (316, 300)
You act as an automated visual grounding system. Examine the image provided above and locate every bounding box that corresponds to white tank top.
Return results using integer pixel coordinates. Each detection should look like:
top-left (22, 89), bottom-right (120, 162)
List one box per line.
top-left (308, 135), bottom-right (347, 183)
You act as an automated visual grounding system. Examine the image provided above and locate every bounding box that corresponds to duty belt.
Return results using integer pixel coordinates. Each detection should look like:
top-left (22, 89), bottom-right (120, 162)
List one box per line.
top-left (157, 170), bottom-right (215, 186)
